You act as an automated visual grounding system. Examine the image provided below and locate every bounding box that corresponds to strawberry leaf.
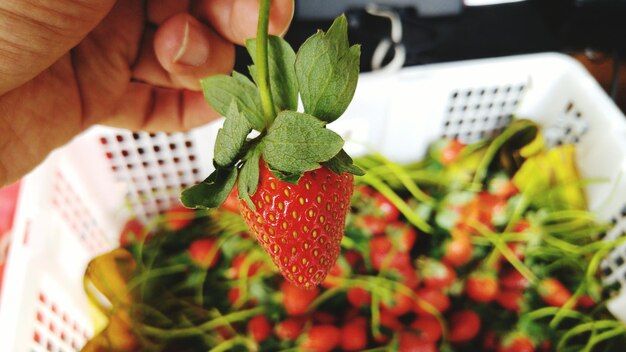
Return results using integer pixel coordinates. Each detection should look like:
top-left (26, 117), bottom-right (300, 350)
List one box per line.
top-left (201, 72), bottom-right (264, 131)
top-left (246, 36), bottom-right (298, 112)
top-left (238, 146), bottom-right (261, 209)
top-left (295, 15), bottom-right (360, 123)
top-left (214, 100), bottom-right (252, 168)
top-left (180, 166), bottom-right (238, 209)
top-left (323, 149), bottom-right (365, 176)
top-left (262, 111), bottom-right (344, 174)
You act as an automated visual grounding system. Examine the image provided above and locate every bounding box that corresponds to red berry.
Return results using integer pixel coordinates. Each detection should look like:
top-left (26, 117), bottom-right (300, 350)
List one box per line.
top-left (221, 188), bottom-right (240, 214)
top-left (373, 192), bottom-right (400, 221)
top-left (227, 254), bottom-right (264, 279)
top-left (382, 291), bottom-right (414, 316)
top-left (496, 290), bottom-right (523, 313)
top-left (275, 318), bottom-right (304, 341)
top-left (281, 281), bottom-right (319, 316)
top-left (483, 330), bottom-right (499, 351)
top-left (577, 294), bottom-right (596, 309)
top-left (538, 278), bottom-right (572, 307)
top-left (387, 221), bottom-right (417, 252)
top-left (442, 230), bottom-right (473, 267)
top-left (247, 315), bottom-right (271, 342)
top-left (498, 334), bottom-right (535, 352)
top-left (239, 162), bottom-right (353, 288)
top-left (347, 287), bottom-right (372, 308)
top-left (410, 315), bottom-right (442, 343)
top-left (164, 204), bottom-right (196, 231)
top-left (398, 331), bottom-right (438, 352)
top-left (440, 139), bottom-right (465, 166)
top-left (370, 237), bottom-right (411, 271)
top-left (466, 271), bottom-right (499, 303)
top-left (312, 311), bottom-right (337, 325)
top-left (499, 269), bottom-right (529, 291)
top-left (414, 287), bottom-right (450, 315)
top-left (355, 214), bottom-right (387, 236)
top-left (448, 309), bottom-right (481, 343)
top-left (392, 265), bottom-right (420, 289)
top-left (420, 259), bottom-right (456, 289)
top-left (300, 325), bottom-right (341, 352)
top-left (118, 218), bottom-right (146, 247)
top-left (188, 237), bottom-right (220, 268)
top-left (341, 317), bottom-right (368, 351)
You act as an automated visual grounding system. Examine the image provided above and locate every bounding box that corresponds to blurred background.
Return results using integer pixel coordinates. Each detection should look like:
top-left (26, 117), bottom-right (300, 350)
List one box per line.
top-left (233, 0), bottom-right (626, 112)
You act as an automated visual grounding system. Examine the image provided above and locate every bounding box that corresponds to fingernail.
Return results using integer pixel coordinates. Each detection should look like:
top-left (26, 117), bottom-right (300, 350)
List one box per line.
top-left (173, 21), bottom-right (209, 66)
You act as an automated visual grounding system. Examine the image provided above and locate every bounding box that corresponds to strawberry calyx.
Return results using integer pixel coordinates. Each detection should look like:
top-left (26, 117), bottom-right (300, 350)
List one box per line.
top-left (180, 11), bottom-right (363, 211)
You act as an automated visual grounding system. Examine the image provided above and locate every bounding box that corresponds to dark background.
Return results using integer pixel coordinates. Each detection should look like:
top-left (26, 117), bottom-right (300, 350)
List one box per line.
top-left (235, 0), bottom-right (626, 112)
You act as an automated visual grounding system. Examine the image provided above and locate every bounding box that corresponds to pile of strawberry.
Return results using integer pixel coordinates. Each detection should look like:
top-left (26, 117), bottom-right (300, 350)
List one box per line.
top-left (83, 119), bottom-right (626, 352)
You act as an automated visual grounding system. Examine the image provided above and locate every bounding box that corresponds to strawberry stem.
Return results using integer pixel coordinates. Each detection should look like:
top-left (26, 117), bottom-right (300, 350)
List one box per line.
top-left (256, 0), bottom-right (276, 127)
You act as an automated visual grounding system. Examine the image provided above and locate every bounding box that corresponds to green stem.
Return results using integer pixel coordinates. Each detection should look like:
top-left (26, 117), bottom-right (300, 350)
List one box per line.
top-left (256, 0), bottom-right (276, 127)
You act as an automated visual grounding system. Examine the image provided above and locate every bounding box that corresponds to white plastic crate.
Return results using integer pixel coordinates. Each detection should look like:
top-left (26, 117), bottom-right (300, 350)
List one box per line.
top-left (1, 52), bottom-right (626, 351)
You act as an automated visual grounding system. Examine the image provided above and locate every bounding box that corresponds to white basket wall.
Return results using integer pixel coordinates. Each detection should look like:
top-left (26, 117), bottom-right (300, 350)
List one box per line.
top-left (1, 53), bottom-right (625, 351)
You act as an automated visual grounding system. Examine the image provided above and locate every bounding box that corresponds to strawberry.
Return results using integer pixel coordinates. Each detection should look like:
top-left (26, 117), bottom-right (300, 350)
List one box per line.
top-left (420, 258), bottom-right (457, 289)
top-left (448, 309), bottom-right (481, 343)
top-left (370, 236), bottom-right (412, 271)
top-left (180, 14), bottom-right (363, 289)
top-left (414, 287), bottom-right (450, 315)
top-left (240, 162), bottom-right (354, 288)
top-left (300, 325), bottom-right (341, 352)
top-left (386, 221), bottom-right (417, 252)
top-left (354, 214), bottom-right (387, 236)
top-left (281, 281), bottom-right (319, 316)
top-left (247, 315), bottom-right (272, 342)
top-left (442, 228), bottom-right (473, 267)
top-left (498, 334), bottom-right (535, 352)
top-left (466, 270), bottom-right (499, 303)
top-left (499, 268), bottom-right (529, 291)
top-left (118, 218), bottom-right (146, 247)
top-left (398, 331), bottom-right (438, 352)
top-left (275, 317), bottom-right (304, 341)
top-left (496, 289), bottom-right (523, 313)
top-left (410, 315), bottom-right (443, 343)
top-left (163, 204), bottom-right (196, 231)
top-left (537, 278), bottom-right (572, 307)
top-left (187, 238), bottom-right (220, 268)
top-left (341, 317), bottom-right (368, 351)
top-left (227, 254), bottom-right (265, 279)
top-left (439, 138), bottom-right (466, 166)
top-left (382, 291), bottom-right (414, 316)
top-left (347, 287), bottom-right (372, 308)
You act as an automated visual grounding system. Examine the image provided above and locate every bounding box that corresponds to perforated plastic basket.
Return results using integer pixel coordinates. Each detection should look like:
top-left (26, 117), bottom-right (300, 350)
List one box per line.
top-left (1, 52), bottom-right (626, 351)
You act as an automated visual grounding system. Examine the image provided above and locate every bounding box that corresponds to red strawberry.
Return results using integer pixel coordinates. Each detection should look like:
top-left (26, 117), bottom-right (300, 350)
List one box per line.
top-left (341, 317), bottom-right (368, 351)
top-left (498, 334), bottom-right (535, 352)
top-left (275, 317), bottom-right (305, 341)
top-left (221, 188), bottom-right (240, 214)
top-left (382, 291), bottom-right (414, 316)
top-left (227, 254), bottom-right (265, 279)
top-left (440, 139), bottom-right (465, 166)
top-left (164, 204), bottom-right (196, 231)
top-left (370, 237), bottom-right (411, 271)
top-left (386, 221), bottom-right (417, 252)
top-left (398, 331), bottom-right (438, 352)
top-left (442, 229), bottom-right (473, 267)
top-left (420, 258), bottom-right (456, 289)
top-left (496, 290), bottom-right (523, 313)
top-left (466, 270), bottom-right (499, 303)
top-left (538, 278), bottom-right (572, 307)
top-left (500, 269), bottom-right (529, 291)
top-left (347, 287), bottom-right (372, 308)
top-left (414, 287), bottom-right (450, 315)
top-left (188, 238), bottom-right (220, 268)
top-left (281, 281), bottom-right (319, 316)
top-left (312, 311), bottom-right (337, 325)
top-left (300, 325), bottom-right (341, 352)
top-left (118, 218), bottom-right (146, 247)
top-left (410, 315), bottom-right (442, 343)
top-left (247, 315), bottom-right (272, 342)
top-left (373, 191), bottom-right (400, 221)
top-left (355, 214), bottom-right (387, 236)
top-left (239, 162), bottom-right (353, 288)
top-left (577, 294), bottom-right (596, 309)
top-left (448, 309), bottom-right (481, 343)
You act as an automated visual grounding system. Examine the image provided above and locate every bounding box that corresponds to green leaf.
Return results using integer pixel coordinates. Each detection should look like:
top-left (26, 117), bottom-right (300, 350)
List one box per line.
top-left (246, 36), bottom-right (298, 112)
top-left (323, 149), bottom-right (365, 176)
top-left (267, 166), bottom-right (302, 185)
top-left (201, 73), bottom-right (264, 131)
top-left (262, 111), bottom-right (344, 174)
top-left (295, 15), bottom-right (361, 123)
top-left (180, 167), bottom-right (238, 209)
top-left (238, 147), bottom-right (261, 209)
top-left (213, 100), bottom-right (252, 168)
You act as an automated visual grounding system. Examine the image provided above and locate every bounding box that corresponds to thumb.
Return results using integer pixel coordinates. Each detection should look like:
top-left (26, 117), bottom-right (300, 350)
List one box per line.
top-left (0, 0), bottom-right (116, 95)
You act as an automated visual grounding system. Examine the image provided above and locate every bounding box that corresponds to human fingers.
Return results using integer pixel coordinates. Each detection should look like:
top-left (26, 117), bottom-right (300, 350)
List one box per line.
top-left (151, 13), bottom-right (235, 91)
top-left (199, 0), bottom-right (294, 45)
top-left (147, 0), bottom-right (191, 24)
top-left (0, 0), bottom-right (116, 95)
top-left (102, 82), bottom-right (220, 132)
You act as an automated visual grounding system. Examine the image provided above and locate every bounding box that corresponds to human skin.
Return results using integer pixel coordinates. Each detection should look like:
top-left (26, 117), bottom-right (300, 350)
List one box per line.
top-left (0, 0), bottom-right (294, 186)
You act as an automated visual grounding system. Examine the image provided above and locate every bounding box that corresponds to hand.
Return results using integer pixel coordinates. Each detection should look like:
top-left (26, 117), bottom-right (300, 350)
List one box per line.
top-left (0, 0), bottom-right (294, 186)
